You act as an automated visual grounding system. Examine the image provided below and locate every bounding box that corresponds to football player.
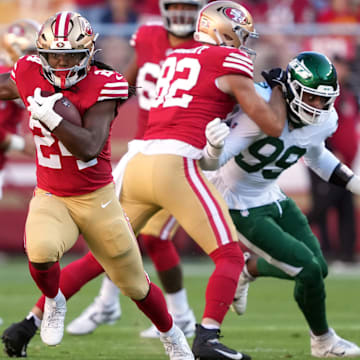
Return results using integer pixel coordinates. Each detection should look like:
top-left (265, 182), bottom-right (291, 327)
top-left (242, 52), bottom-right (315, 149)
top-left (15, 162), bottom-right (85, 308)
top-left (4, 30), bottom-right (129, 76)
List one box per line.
top-left (0, 20), bottom-right (38, 199)
top-left (66, 0), bottom-right (208, 339)
top-left (0, 11), bottom-right (193, 360)
top-left (202, 51), bottom-right (360, 358)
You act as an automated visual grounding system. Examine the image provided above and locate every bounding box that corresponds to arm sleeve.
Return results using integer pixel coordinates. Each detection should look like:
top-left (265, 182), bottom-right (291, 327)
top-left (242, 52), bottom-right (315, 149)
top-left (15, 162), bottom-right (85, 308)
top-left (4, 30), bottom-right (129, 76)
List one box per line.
top-left (304, 143), bottom-right (341, 181)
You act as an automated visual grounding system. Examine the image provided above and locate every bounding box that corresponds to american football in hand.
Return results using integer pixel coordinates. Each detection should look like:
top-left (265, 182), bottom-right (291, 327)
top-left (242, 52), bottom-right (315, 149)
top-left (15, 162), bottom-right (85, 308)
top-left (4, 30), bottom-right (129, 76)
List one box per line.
top-left (41, 90), bottom-right (82, 127)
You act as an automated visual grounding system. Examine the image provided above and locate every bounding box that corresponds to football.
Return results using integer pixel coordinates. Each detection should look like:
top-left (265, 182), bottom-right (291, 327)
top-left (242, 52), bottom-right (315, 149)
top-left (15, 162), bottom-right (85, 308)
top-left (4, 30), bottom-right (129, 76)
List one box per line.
top-left (41, 90), bottom-right (82, 127)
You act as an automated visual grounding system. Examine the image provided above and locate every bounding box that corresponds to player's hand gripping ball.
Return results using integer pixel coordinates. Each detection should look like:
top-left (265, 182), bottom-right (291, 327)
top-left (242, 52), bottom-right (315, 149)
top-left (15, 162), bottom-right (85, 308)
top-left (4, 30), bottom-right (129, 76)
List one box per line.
top-left (27, 87), bottom-right (82, 131)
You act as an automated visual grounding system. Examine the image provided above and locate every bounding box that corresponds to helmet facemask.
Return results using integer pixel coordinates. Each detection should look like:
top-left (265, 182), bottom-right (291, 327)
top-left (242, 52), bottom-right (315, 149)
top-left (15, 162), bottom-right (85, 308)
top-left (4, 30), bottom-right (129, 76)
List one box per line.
top-left (288, 80), bottom-right (338, 125)
top-left (37, 11), bottom-right (98, 89)
top-left (38, 47), bottom-right (96, 89)
top-left (233, 25), bottom-right (258, 58)
top-left (160, 0), bottom-right (207, 37)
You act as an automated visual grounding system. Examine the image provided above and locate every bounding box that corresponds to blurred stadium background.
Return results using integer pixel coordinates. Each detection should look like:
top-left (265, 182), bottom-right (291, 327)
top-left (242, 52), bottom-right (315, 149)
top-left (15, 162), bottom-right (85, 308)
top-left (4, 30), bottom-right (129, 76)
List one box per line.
top-left (1, 0), bottom-right (360, 262)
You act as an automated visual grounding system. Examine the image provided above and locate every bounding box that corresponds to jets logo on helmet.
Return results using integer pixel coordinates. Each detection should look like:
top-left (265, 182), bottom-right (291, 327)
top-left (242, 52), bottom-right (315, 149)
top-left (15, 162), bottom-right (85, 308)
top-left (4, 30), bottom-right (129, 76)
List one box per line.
top-left (285, 51), bottom-right (339, 126)
top-left (289, 59), bottom-right (313, 80)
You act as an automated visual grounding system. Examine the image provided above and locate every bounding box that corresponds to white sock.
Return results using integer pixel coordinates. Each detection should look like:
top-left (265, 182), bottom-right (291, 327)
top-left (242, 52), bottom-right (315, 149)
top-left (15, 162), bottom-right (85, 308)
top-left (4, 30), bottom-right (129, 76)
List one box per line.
top-left (201, 323), bottom-right (219, 330)
top-left (99, 275), bottom-right (120, 306)
top-left (26, 312), bottom-right (41, 328)
top-left (53, 289), bottom-right (65, 302)
top-left (160, 322), bottom-right (175, 337)
top-left (165, 288), bottom-right (190, 317)
top-left (311, 328), bottom-right (332, 341)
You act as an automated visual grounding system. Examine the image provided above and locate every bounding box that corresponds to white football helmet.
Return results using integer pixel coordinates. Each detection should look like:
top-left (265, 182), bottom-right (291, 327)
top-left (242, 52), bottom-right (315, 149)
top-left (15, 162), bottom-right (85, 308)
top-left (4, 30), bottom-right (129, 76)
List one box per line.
top-left (37, 11), bottom-right (98, 89)
top-left (159, 0), bottom-right (208, 37)
top-left (1, 19), bottom-right (40, 65)
top-left (194, 1), bottom-right (258, 54)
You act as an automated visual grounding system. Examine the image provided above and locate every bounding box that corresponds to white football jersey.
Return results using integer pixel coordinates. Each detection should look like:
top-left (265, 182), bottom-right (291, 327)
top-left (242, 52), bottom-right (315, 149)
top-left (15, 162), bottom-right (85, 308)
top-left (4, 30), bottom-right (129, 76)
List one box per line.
top-left (207, 83), bottom-right (340, 210)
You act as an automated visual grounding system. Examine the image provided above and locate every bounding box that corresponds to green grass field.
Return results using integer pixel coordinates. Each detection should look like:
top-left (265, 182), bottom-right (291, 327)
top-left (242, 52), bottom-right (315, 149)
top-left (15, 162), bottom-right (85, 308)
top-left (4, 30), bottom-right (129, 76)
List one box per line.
top-left (0, 254), bottom-right (359, 359)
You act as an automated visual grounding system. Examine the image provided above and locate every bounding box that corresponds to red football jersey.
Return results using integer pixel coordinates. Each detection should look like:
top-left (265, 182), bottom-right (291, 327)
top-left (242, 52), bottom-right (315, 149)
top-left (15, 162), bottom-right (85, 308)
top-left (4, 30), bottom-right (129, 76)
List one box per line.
top-left (144, 45), bottom-right (253, 149)
top-left (11, 55), bottom-right (128, 196)
top-left (130, 23), bottom-right (198, 139)
top-left (0, 65), bottom-right (26, 170)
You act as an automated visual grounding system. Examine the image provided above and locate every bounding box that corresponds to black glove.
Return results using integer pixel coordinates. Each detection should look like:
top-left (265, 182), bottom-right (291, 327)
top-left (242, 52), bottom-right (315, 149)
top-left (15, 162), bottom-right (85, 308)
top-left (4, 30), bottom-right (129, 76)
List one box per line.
top-left (261, 67), bottom-right (287, 89)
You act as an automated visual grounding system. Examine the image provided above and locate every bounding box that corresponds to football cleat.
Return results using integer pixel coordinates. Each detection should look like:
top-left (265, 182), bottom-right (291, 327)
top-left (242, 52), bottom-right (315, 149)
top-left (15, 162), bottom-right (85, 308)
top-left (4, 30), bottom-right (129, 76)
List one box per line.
top-left (66, 296), bottom-right (121, 335)
top-left (192, 324), bottom-right (251, 360)
top-left (231, 252), bottom-right (255, 316)
top-left (40, 292), bottom-right (67, 346)
top-left (160, 324), bottom-right (194, 360)
top-left (2, 317), bottom-right (37, 357)
top-left (140, 308), bottom-right (196, 339)
top-left (311, 328), bottom-right (360, 358)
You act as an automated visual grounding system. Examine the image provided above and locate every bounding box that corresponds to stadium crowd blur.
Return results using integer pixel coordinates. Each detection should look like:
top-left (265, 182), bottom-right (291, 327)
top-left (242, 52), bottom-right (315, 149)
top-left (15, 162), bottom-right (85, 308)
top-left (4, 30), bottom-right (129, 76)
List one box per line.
top-left (1, 0), bottom-right (360, 263)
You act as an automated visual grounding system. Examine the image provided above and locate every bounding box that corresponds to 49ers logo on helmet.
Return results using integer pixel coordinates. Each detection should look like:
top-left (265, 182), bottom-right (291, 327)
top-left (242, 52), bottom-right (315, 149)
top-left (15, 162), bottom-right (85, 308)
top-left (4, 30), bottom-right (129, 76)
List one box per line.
top-left (8, 24), bottom-right (25, 36)
top-left (223, 7), bottom-right (249, 25)
top-left (80, 18), bottom-right (93, 36)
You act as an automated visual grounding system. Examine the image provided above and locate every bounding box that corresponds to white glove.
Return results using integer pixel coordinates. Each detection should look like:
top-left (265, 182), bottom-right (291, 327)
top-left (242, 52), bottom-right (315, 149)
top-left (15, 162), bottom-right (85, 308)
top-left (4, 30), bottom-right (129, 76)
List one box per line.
top-left (27, 88), bottom-right (63, 131)
top-left (346, 175), bottom-right (360, 195)
top-left (205, 117), bottom-right (230, 158)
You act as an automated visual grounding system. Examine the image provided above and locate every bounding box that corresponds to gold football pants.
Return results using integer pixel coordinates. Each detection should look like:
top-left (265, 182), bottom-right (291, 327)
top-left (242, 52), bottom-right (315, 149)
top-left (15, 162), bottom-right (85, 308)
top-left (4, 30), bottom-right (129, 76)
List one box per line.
top-left (140, 208), bottom-right (179, 239)
top-left (25, 183), bottom-right (149, 299)
top-left (121, 153), bottom-right (238, 255)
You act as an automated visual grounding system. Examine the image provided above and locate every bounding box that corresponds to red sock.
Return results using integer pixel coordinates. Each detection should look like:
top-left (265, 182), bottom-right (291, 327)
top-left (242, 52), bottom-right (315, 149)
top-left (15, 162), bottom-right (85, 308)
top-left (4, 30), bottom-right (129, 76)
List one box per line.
top-left (133, 282), bottom-right (173, 332)
top-left (29, 261), bottom-right (60, 298)
top-left (35, 251), bottom-right (104, 311)
top-left (142, 234), bottom-right (180, 272)
top-left (203, 242), bottom-right (244, 323)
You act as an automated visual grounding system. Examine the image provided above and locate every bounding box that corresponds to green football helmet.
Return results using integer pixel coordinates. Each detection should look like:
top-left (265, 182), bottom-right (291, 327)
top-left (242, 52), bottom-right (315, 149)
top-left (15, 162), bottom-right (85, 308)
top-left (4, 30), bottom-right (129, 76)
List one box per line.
top-left (286, 51), bottom-right (339, 126)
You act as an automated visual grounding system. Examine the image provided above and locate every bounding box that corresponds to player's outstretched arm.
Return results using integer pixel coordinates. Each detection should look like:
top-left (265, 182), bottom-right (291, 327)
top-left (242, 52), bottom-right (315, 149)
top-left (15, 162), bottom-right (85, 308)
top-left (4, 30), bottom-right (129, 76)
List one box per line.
top-left (305, 145), bottom-right (360, 195)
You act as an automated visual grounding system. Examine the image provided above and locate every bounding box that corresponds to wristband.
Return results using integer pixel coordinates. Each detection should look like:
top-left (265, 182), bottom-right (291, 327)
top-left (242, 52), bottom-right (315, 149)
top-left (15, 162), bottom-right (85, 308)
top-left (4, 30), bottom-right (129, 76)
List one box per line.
top-left (8, 134), bottom-right (25, 151)
top-left (346, 175), bottom-right (360, 195)
top-left (206, 142), bottom-right (223, 159)
top-left (43, 113), bottom-right (63, 132)
top-left (328, 163), bottom-right (354, 187)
